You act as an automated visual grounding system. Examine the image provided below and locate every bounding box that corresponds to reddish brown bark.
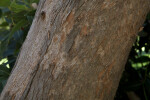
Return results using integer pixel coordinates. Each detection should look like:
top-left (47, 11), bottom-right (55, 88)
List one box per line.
top-left (0, 0), bottom-right (150, 100)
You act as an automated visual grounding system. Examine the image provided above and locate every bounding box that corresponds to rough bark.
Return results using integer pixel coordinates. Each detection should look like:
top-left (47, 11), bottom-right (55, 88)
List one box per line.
top-left (0, 0), bottom-right (150, 100)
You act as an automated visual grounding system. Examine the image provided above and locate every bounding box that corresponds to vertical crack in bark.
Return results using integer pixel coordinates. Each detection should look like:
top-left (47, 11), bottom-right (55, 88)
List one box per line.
top-left (22, 1), bottom-right (76, 99)
top-left (65, 26), bottom-right (79, 53)
top-left (22, 33), bottom-right (53, 99)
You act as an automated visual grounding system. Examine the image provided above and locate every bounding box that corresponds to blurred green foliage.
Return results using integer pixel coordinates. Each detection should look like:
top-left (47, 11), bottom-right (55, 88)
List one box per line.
top-left (0, 0), bottom-right (150, 99)
top-left (0, 0), bottom-right (39, 92)
top-left (115, 13), bottom-right (150, 100)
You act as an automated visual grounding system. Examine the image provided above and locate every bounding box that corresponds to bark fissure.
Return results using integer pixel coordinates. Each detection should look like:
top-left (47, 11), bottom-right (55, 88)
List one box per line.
top-left (0, 0), bottom-right (150, 100)
top-left (22, 0), bottom-right (77, 99)
top-left (21, 30), bottom-right (54, 99)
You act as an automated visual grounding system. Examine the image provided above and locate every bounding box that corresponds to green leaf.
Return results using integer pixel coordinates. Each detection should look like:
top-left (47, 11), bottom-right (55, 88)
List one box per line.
top-left (10, 2), bottom-right (29, 13)
top-left (0, 9), bottom-right (2, 18)
top-left (0, 38), bottom-right (9, 59)
top-left (0, 22), bottom-right (9, 27)
top-left (31, 0), bottom-right (40, 3)
top-left (133, 56), bottom-right (150, 63)
top-left (0, 77), bottom-right (8, 81)
top-left (8, 19), bottom-right (28, 41)
top-left (9, 11), bottom-right (27, 23)
top-left (0, 0), bottom-right (11, 7)
top-left (0, 65), bottom-right (10, 77)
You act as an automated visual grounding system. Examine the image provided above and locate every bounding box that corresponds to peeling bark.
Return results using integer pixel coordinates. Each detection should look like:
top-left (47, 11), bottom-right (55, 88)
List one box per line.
top-left (0, 0), bottom-right (150, 100)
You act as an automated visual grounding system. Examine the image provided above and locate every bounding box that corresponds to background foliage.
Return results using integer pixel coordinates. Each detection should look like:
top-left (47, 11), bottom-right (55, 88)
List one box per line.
top-left (115, 13), bottom-right (150, 100)
top-left (0, 0), bottom-right (39, 92)
top-left (0, 0), bottom-right (150, 99)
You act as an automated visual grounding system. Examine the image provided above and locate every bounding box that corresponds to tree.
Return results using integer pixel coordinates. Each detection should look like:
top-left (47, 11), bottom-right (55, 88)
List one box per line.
top-left (0, 0), bottom-right (150, 99)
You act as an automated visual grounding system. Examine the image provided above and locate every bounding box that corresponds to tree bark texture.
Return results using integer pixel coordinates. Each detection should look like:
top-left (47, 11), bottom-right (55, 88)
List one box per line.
top-left (0, 0), bottom-right (150, 100)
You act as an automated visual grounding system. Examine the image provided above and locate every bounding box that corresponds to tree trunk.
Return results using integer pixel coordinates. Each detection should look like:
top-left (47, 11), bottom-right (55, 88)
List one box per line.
top-left (0, 0), bottom-right (150, 100)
